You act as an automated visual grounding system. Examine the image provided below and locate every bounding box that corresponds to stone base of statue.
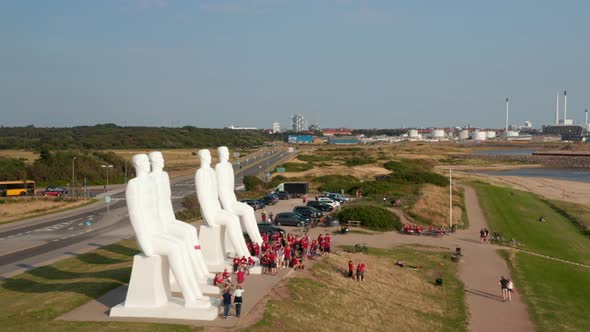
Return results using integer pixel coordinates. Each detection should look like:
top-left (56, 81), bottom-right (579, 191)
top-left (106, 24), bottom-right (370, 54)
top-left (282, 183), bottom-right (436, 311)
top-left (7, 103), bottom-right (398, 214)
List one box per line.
top-left (199, 225), bottom-right (226, 271)
top-left (223, 228), bottom-right (237, 257)
top-left (110, 255), bottom-right (218, 321)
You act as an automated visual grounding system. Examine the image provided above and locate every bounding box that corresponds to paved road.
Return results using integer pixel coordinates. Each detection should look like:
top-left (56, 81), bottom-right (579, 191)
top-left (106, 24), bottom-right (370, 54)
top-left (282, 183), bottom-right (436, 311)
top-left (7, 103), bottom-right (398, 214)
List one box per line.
top-left (0, 148), bottom-right (293, 278)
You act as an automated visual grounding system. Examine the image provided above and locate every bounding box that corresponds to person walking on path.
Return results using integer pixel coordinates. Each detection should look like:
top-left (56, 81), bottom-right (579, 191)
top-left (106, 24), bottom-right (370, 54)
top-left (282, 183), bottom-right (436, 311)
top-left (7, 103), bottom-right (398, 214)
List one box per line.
top-left (480, 229), bottom-right (486, 244)
top-left (222, 287), bottom-right (233, 319)
top-left (234, 284), bottom-right (244, 318)
top-left (499, 276), bottom-right (509, 302)
top-left (507, 278), bottom-right (514, 302)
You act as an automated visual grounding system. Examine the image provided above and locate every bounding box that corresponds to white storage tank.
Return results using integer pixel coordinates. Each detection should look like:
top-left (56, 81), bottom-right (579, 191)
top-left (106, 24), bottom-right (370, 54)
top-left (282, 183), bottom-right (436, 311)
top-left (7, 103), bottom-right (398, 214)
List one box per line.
top-left (472, 131), bottom-right (487, 141)
top-left (408, 129), bottom-right (419, 138)
top-left (458, 130), bottom-right (470, 140)
top-left (432, 129), bottom-right (445, 138)
top-left (486, 131), bottom-right (496, 139)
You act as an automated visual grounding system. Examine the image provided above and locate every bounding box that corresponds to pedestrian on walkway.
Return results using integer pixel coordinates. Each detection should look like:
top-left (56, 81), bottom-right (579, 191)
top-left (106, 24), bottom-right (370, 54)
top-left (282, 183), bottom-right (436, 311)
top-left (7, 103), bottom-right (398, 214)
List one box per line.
top-left (222, 287), bottom-right (232, 319)
top-left (480, 229), bottom-right (486, 244)
top-left (507, 278), bottom-right (514, 302)
top-left (234, 284), bottom-right (244, 318)
top-left (484, 228), bottom-right (490, 243)
top-left (498, 276), bottom-right (509, 301)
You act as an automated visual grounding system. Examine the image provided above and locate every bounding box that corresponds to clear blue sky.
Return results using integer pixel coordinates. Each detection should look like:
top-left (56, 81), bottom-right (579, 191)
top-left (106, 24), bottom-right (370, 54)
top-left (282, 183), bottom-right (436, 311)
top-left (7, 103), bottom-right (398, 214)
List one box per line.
top-left (1, 0), bottom-right (589, 129)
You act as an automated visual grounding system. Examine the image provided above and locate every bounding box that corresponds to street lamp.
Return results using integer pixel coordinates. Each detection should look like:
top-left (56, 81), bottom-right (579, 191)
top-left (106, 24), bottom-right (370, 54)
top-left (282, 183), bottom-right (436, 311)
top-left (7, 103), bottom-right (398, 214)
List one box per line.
top-left (71, 157), bottom-right (77, 197)
top-left (101, 164), bottom-right (113, 192)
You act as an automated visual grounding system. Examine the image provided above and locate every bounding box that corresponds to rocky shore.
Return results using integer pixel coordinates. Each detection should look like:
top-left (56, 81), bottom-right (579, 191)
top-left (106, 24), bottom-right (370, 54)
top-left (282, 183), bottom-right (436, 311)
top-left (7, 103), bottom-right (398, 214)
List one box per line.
top-left (451, 154), bottom-right (590, 169)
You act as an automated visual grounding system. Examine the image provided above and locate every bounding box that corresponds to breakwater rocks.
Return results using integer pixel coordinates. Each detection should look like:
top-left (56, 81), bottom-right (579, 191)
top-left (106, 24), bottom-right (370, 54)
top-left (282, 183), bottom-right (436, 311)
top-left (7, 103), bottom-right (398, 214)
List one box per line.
top-left (451, 154), bottom-right (590, 169)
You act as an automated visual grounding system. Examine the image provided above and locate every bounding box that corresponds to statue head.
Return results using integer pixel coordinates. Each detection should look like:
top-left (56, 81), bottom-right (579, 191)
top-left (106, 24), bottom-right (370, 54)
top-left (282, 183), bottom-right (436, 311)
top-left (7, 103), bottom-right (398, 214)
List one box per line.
top-left (148, 151), bottom-right (164, 171)
top-left (198, 149), bottom-right (211, 166)
top-left (218, 146), bottom-right (229, 162)
top-left (132, 154), bottom-right (150, 175)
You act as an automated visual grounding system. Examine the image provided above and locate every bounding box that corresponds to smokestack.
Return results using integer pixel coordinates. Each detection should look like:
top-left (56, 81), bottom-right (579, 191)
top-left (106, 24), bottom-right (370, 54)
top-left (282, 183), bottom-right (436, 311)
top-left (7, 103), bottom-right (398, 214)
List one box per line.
top-left (564, 90), bottom-right (567, 125)
top-left (505, 97), bottom-right (509, 132)
top-left (586, 109), bottom-right (588, 124)
top-left (556, 94), bottom-right (560, 125)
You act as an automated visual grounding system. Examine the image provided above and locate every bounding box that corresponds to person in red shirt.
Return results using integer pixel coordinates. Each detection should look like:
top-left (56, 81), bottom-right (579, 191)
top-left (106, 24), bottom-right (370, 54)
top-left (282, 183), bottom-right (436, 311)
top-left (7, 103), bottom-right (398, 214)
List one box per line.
top-left (292, 256), bottom-right (299, 270)
top-left (356, 261), bottom-right (366, 281)
top-left (268, 251), bottom-right (277, 275)
top-left (237, 267), bottom-right (246, 284)
top-left (323, 234), bottom-right (331, 255)
top-left (232, 255), bottom-right (240, 272)
top-left (222, 268), bottom-right (230, 283)
top-left (284, 246), bottom-right (292, 267)
top-left (348, 260), bottom-right (355, 279)
top-left (254, 242), bottom-right (261, 256)
top-left (213, 272), bottom-right (224, 286)
top-left (317, 234), bottom-right (324, 253)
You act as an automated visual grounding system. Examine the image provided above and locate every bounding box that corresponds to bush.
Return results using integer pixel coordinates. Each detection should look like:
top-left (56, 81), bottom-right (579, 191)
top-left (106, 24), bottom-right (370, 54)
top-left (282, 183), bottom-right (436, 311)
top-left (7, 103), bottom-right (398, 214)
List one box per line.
top-left (280, 162), bottom-right (313, 172)
top-left (337, 205), bottom-right (402, 231)
top-left (243, 175), bottom-right (266, 192)
top-left (297, 155), bottom-right (330, 163)
top-left (344, 157), bottom-right (376, 166)
top-left (267, 175), bottom-right (288, 189)
top-left (314, 175), bottom-right (360, 194)
top-left (383, 160), bottom-right (448, 187)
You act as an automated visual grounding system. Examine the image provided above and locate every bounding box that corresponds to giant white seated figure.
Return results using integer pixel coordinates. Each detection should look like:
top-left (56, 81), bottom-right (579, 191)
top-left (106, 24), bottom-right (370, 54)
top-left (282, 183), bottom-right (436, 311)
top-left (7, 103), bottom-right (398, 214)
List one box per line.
top-left (111, 154), bottom-right (212, 317)
top-left (195, 149), bottom-right (251, 258)
top-left (148, 151), bottom-right (218, 294)
top-left (216, 146), bottom-right (263, 246)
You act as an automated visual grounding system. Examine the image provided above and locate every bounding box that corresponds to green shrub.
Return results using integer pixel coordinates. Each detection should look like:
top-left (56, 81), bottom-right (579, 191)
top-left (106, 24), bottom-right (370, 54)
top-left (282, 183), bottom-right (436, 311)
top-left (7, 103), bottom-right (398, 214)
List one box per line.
top-left (383, 160), bottom-right (448, 187)
top-left (280, 162), bottom-right (313, 172)
top-left (314, 175), bottom-right (360, 194)
top-left (243, 175), bottom-right (266, 191)
top-left (337, 205), bottom-right (402, 231)
top-left (297, 155), bottom-right (330, 163)
top-left (344, 157), bottom-right (376, 166)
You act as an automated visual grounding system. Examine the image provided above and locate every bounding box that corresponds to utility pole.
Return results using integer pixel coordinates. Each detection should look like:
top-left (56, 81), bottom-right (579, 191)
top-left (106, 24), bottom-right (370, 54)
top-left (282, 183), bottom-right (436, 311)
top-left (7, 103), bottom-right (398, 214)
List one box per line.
top-left (449, 168), bottom-right (453, 228)
top-left (71, 156), bottom-right (76, 197)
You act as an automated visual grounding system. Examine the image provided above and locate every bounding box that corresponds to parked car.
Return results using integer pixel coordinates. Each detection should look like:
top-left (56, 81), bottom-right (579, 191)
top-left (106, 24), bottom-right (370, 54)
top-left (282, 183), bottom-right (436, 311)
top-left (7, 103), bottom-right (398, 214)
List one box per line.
top-left (293, 206), bottom-right (324, 218)
top-left (274, 212), bottom-right (311, 227)
top-left (260, 195), bottom-right (279, 206)
top-left (325, 192), bottom-right (350, 203)
top-left (43, 186), bottom-right (68, 197)
top-left (306, 200), bottom-right (334, 212)
top-left (257, 223), bottom-right (286, 236)
top-left (317, 197), bottom-right (340, 208)
top-left (276, 191), bottom-right (290, 200)
top-left (241, 199), bottom-right (262, 210)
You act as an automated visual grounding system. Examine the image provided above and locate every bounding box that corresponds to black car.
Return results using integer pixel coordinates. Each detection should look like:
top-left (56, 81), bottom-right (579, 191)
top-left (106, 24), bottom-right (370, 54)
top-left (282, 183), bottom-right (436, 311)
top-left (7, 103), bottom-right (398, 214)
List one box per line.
top-left (276, 191), bottom-right (290, 200)
top-left (260, 195), bottom-right (279, 205)
top-left (274, 212), bottom-right (311, 227)
top-left (293, 206), bottom-right (324, 218)
top-left (240, 199), bottom-right (261, 210)
top-left (306, 200), bottom-right (334, 212)
top-left (257, 223), bottom-right (286, 236)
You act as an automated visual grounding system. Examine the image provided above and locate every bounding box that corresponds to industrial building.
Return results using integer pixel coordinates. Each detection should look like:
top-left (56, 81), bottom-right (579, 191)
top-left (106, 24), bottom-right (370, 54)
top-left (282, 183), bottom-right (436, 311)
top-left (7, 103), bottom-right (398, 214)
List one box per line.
top-left (292, 114), bottom-right (305, 132)
top-left (288, 135), bottom-right (314, 144)
top-left (328, 136), bottom-right (360, 144)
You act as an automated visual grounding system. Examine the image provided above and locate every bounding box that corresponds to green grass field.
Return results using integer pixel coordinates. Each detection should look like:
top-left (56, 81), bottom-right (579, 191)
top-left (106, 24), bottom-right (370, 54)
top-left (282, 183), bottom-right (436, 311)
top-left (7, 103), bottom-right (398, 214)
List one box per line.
top-left (474, 182), bottom-right (590, 332)
top-left (0, 240), bottom-right (200, 332)
top-left (473, 182), bottom-right (590, 265)
top-left (501, 251), bottom-right (590, 332)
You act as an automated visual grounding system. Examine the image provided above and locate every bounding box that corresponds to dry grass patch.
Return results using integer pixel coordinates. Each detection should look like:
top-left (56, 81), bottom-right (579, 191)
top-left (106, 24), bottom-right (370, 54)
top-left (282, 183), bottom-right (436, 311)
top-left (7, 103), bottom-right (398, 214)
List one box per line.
top-left (0, 150), bottom-right (38, 164)
top-left (280, 164), bottom-right (390, 181)
top-left (0, 197), bottom-right (94, 224)
top-left (249, 246), bottom-right (466, 332)
top-left (409, 184), bottom-right (464, 227)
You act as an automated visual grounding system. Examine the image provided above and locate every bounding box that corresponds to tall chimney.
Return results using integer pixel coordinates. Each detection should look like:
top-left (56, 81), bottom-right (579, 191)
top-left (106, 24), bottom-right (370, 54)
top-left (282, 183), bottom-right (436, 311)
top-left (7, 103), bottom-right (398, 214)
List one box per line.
top-left (586, 109), bottom-right (588, 124)
top-left (505, 97), bottom-right (509, 132)
top-left (564, 90), bottom-right (567, 124)
top-left (556, 93), bottom-right (560, 125)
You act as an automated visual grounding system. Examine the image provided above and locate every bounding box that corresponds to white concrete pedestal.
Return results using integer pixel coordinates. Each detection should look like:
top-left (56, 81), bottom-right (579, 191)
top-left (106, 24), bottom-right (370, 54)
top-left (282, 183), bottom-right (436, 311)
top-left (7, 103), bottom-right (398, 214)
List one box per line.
top-left (110, 254), bottom-right (217, 321)
top-left (199, 225), bottom-right (225, 270)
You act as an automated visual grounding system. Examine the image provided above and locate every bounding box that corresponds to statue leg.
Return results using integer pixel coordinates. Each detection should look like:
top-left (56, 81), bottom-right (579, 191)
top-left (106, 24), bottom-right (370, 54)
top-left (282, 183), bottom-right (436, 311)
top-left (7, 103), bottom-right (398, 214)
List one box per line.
top-left (151, 236), bottom-right (208, 306)
top-left (217, 212), bottom-right (250, 257)
top-left (234, 203), bottom-right (263, 245)
top-left (167, 222), bottom-right (210, 282)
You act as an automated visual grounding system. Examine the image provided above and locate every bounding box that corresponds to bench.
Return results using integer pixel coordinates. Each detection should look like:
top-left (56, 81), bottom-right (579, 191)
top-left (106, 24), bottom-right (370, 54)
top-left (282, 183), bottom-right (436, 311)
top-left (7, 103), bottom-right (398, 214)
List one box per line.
top-left (346, 220), bottom-right (361, 227)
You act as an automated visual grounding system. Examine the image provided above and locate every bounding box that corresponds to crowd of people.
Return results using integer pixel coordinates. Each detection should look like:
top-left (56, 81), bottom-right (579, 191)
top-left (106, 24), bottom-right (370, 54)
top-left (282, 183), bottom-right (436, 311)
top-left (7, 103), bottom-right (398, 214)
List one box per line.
top-left (347, 259), bottom-right (366, 282)
top-left (401, 224), bottom-right (448, 235)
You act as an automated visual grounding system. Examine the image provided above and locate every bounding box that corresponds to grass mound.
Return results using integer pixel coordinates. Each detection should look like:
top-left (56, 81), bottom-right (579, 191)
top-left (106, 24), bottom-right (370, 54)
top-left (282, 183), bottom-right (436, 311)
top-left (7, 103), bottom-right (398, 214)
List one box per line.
top-left (384, 160), bottom-right (448, 186)
top-left (280, 162), bottom-right (313, 172)
top-left (344, 156), bottom-right (376, 166)
top-left (337, 205), bottom-right (402, 231)
top-left (249, 246), bottom-right (467, 332)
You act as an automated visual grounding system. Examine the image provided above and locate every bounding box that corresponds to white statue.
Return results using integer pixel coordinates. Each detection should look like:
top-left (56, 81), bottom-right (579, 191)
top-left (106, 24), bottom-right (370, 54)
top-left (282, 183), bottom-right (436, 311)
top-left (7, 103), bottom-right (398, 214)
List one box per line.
top-left (148, 151), bottom-right (217, 294)
top-left (195, 149), bottom-right (251, 258)
top-left (124, 154), bottom-right (210, 309)
top-left (216, 146), bottom-right (263, 246)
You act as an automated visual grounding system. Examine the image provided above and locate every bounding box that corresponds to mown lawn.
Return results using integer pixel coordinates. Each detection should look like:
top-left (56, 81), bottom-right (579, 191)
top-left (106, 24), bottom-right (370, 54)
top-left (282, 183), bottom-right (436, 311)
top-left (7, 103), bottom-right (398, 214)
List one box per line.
top-left (248, 246), bottom-right (467, 332)
top-left (473, 182), bottom-right (590, 265)
top-left (0, 240), bottom-right (201, 332)
top-left (501, 251), bottom-right (590, 332)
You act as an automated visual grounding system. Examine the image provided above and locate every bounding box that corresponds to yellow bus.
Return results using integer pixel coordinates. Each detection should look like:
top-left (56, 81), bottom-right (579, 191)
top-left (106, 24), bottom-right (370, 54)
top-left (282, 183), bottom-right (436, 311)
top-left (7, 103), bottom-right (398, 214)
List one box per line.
top-left (0, 180), bottom-right (36, 197)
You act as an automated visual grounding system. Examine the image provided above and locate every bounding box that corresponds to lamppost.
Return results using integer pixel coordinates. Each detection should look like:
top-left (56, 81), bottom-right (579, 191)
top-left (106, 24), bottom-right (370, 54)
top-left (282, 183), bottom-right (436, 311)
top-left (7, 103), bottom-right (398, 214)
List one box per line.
top-left (124, 159), bottom-right (128, 185)
top-left (101, 164), bottom-right (113, 192)
top-left (71, 157), bottom-right (77, 197)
